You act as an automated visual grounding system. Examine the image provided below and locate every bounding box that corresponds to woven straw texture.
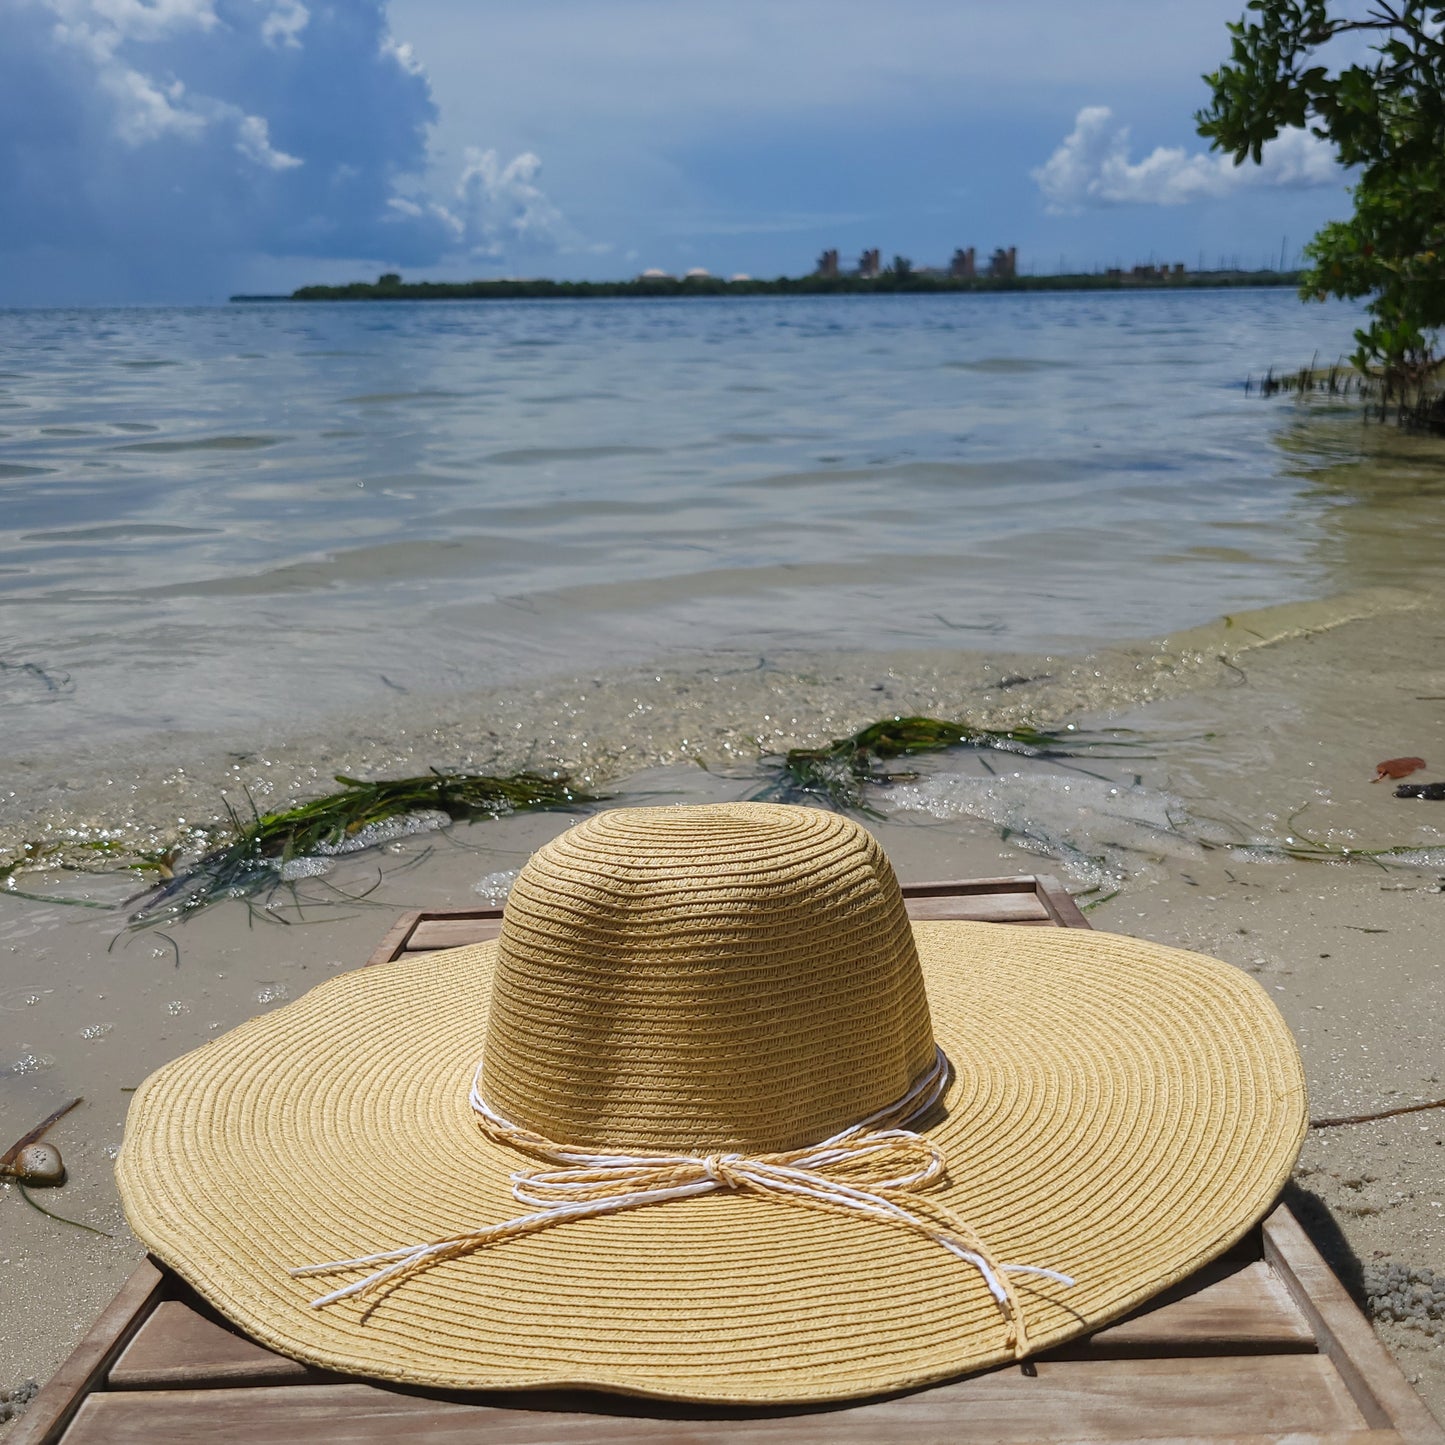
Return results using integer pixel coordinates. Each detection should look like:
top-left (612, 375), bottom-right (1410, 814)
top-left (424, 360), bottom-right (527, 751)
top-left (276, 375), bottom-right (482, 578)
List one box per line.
top-left (117, 803), bottom-right (1307, 1404)
top-left (483, 803), bottom-right (934, 1151)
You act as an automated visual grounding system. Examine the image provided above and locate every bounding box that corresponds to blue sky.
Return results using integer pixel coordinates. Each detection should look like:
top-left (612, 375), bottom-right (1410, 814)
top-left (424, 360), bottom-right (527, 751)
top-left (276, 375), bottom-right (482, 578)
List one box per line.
top-left (0, 0), bottom-right (1355, 305)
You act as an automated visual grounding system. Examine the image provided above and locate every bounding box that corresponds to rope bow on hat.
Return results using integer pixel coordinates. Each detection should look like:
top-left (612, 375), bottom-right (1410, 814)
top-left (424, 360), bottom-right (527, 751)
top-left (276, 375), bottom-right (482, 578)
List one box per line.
top-left (292, 1045), bottom-right (1075, 1357)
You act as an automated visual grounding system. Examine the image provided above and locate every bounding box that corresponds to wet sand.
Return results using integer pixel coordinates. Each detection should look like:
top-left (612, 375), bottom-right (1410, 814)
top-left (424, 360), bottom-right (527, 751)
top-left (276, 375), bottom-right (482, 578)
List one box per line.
top-left (2, 591), bottom-right (1443, 1428)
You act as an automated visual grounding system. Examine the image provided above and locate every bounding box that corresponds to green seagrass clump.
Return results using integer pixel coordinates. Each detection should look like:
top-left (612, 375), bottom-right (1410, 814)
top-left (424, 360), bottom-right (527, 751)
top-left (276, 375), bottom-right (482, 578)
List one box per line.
top-left (128, 769), bottom-right (597, 925)
top-left (759, 715), bottom-right (1141, 812)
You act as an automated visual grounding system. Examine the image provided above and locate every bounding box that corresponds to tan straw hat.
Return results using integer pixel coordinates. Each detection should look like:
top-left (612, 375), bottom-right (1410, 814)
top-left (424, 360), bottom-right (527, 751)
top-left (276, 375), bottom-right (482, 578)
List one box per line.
top-left (117, 802), bottom-right (1307, 1404)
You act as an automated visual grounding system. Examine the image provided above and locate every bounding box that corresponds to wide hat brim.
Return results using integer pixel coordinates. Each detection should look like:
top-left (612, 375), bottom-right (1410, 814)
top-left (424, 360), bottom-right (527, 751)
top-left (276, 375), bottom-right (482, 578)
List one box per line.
top-left (117, 921), bottom-right (1306, 1404)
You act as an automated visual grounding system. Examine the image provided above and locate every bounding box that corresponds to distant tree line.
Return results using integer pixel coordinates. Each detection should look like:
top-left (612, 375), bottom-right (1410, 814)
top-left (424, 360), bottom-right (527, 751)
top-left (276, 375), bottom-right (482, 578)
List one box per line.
top-left (262, 268), bottom-right (1303, 303)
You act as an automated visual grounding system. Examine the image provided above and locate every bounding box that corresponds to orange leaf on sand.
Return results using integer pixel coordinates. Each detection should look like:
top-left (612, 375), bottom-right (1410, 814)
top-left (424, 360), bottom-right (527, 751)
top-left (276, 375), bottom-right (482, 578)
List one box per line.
top-left (1373, 756), bottom-right (1426, 782)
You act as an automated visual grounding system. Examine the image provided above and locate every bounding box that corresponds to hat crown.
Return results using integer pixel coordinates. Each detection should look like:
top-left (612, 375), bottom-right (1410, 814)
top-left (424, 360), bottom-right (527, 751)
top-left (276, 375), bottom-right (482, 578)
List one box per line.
top-left (480, 803), bottom-right (936, 1153)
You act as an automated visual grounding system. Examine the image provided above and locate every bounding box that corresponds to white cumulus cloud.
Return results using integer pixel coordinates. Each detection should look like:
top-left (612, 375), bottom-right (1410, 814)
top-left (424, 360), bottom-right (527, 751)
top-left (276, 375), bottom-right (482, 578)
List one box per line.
top-left (386, 193), bottom-right (464, 240)
top-left (260, 0), bottom-right (308, 49)
top-left (236, 112), bottom-right (301, 169)
top-left (380, 35), bottom-right (424, 76)
top-left (453, 147), bottom-right (566, 256)
top-left (1034, 106), bottom-right (1342, 214)
top-left (105, 63), bottom-right (208, 143)
top-left (81, 0), bottom-right (219, 42)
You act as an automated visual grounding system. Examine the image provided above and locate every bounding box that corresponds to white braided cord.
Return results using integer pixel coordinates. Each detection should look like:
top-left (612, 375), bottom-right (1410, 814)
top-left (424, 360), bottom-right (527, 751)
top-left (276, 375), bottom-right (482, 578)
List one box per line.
top-left (291, 1045), bottom-right (1074, 1355)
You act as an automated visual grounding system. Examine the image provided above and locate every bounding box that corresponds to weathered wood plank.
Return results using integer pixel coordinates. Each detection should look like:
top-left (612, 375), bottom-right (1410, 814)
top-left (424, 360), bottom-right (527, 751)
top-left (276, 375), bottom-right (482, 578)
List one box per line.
top-left (400, 884), bottom-right (1055, 956)
top-left (1263, 1207), bottom-right (1445, 1445)
top-left (891, 876), bottom-right (1055, 897)
top-left (10, 1259), bottom-right (166, 1445)
top-left (103, 1252), bottom-right (1314, 1395)
top-left (1048, 1259), bottom-right (1314, 1357)
top-left (901, 891), bottom-right (1049, 922)
top-left (1034, 873), bottom-right (1093, 929)
top-left (107, 1301), bottom-right (336, 1389)
top-left (899, 875), bottom-right (1087, 926)
top-left (366, 909), bottom-right (424, 968)
top-left (403, 916), bottom-right (504, 952)
top-left (58, 1356), bottom-right (1370, 1443)
top-left (1081, 1437), bottom-right (1401, 1445)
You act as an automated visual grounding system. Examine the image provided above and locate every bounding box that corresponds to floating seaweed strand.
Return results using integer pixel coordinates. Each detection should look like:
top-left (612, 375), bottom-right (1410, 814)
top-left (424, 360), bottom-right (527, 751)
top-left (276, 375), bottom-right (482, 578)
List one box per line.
top-left (758, 715), bottom-right (1148, 813)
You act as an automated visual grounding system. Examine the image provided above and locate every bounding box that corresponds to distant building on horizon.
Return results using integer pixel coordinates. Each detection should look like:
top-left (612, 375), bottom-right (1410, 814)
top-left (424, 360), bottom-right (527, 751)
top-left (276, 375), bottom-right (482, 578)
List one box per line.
top-left (808, 243), bottom-right (1031, 282)
top-left (987, 246), bottom-right (1017, 279)
top-left (1125, 262), bottom-right (1188, 281)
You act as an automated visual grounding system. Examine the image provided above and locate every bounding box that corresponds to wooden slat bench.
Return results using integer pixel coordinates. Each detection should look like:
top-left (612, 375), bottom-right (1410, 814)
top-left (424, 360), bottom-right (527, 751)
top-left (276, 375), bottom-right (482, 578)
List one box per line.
top-left (15, 875), bottom-right (1444, 1445)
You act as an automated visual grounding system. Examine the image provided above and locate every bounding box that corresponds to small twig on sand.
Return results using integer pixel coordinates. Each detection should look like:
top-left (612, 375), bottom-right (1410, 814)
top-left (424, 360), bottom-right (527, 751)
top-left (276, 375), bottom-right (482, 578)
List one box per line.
top-left (1311, 1097), bottom-right (1445, 1129)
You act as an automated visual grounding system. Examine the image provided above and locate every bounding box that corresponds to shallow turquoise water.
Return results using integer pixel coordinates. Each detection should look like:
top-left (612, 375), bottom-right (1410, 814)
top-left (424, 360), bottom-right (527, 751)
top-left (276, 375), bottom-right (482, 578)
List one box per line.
top-left (1, 289), bottom-right (1440, 759)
